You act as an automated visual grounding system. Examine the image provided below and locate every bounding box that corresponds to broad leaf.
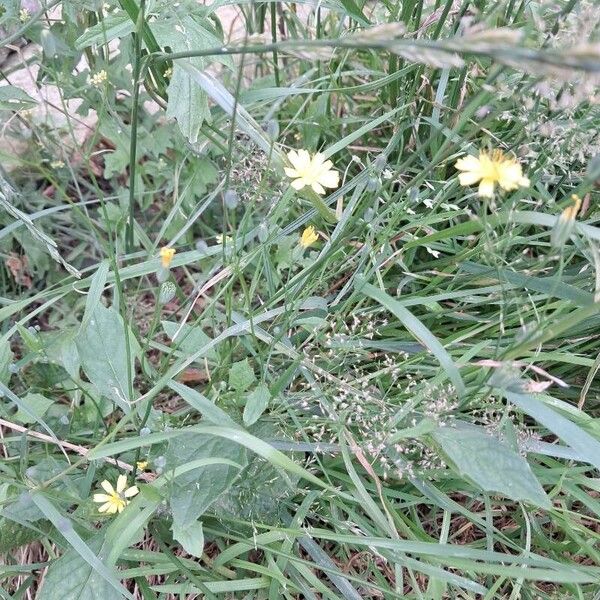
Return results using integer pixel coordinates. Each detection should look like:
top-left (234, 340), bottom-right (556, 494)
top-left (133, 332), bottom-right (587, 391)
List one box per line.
top-left (75, 13), bottom-right (135, 49)
top-left (243, 383), bottom-right (271, 426)
top-left (167, 433), bottom-right (247, 529)
top-left (153, 16), bottom-right (232, 143)
top-left (172, 520), bottom-right (204, 558)
top-left (431, 424), bottom-right (550, 508)
top-left (75, 304), bottom-right (137, 412)
top-left (161, 320), bottom-right (217, 361)
top-left (229, 358), bottom-right (255, 392)
top-left (38, 535), bottom-right (120, 600)
top-left (0, 86), bottom-right (37, 110)
top-left (13, 393), bottom-right (54, 424)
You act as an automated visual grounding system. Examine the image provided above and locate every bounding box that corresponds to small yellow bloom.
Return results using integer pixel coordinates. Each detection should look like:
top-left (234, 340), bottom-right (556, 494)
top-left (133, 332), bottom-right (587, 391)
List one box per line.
top-left (216, 233), bottom-right (233, 245)
top-left (93, 474), bottom-right (139, 515)
top-left (455, 149), bottom-right (530, 198)
top-left (136, 461), bottom-right (148, 470)
top-left (285, 149), bottom-right (339, 195)
top-left (159, 246), bottom-right (176, 268)
top-left (88, 69), bottom-right (108, 88)
top-left (299, 226), bottom-right (319, 248)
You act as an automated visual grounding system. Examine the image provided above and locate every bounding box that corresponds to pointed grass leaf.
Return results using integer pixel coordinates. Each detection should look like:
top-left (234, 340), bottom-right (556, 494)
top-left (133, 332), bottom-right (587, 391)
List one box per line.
top-left (503, 390), bottom-right (600, 472)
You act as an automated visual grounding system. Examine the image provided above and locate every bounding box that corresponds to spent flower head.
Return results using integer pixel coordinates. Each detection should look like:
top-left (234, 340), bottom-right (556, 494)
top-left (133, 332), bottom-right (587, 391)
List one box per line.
top-left (299, 226), bottom-right (319, 248)
top-left (159, 246), bottom-right (176, 268)
top-left (285, 149), bottom-right (339, 195)
top-left (93, 474), bottom-right (138, 515)
top-left (455, 149), bottom-right (530, 198)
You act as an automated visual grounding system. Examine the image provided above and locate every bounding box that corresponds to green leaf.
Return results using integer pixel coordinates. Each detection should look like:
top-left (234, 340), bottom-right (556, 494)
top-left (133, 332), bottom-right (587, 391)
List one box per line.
top-left (0, 517), bottom-right (45, 553)
top-left (166, 433), bottom-right (247, 529)
top-left (152, 16), bottom-right (230, 143)
top-left (229, 358), bottom-right (255, 392)
top-left (75, 304), bottom-right (136, 412)
top-left (243, 383), bottom-right (271, 426)
top-left (38, 535), bottom-right (121, 600)
top-left (13, 392), bottom-right (54, 424)
top-left (503, 390), bottom-right (600, 472)
top-left (168, 381), bottom-right (237, 427)
top-left (431, 424), bottom-right (550, 508)
top-left (74, 12), bottom-right (135, 49)
top-left (32, 496), bottom-right (133, 600)
top-left (161, 320), bottom-right (217, 361)
top-left (0, 85), bottom-right (37, 110)
top-left (0, 338), bottom-right (13, 384)
top-left (172, 520), bottom-right (204, 558)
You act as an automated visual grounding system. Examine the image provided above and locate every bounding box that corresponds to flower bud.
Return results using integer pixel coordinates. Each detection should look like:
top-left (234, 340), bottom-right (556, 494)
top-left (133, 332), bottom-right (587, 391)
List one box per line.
top-left (224, 189), bottom-right (239, 209)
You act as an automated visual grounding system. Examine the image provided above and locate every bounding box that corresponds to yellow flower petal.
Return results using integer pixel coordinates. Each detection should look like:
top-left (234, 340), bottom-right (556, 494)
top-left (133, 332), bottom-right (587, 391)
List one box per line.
top-left (311, 181), bottom-right (326, 195)
top-left (455, 149), bottom-right (529, 198)
top-left (458, 171), bottom-right (482, 186)
top-left (116, 474), bottom-right (127, 494)
top-left (124, 485), bottom-right (139, 498)
top-left (455, 154), bottom-right (482, 173)
top-left (93, 493), bottom-right (111, 503)
top-left (318, 170), bottom-right (339, 188)
top-left (291, 178), bottom-right (306, 190)
top-left (478, 179), bottom-right (495, 198)
top-left (100, 480), bottom-right (114, 494)
top-left (98, 501), bottom-right (113, 513)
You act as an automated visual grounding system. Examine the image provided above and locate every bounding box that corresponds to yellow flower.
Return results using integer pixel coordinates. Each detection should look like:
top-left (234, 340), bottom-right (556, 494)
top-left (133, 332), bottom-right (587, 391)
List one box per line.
top-left (136, 461), bottom-right (148, 471)
top-left (285, 149), bottom-right (339, 195)
top-left (88, 69), bottom-right (108, 88)
top-left (159, 246), bottom-right (176, 268)
top-left (299, 226), bottom-right (319, 248)
top-left (216, 233), bottom-right (233, 245)
top-left (455, 149), bottom-right (530, 198)
top-left (93, 474), bottom-right (139, 515)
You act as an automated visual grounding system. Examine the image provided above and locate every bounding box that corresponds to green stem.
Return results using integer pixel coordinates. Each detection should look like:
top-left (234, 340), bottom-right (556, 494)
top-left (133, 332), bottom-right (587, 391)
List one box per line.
top-left (125, 0), bottom-right (146, 251)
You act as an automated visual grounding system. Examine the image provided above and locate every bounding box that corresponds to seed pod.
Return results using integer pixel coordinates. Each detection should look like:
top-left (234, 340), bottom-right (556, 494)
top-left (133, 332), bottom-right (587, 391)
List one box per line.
top-left (366, 177), bottom-right (380, 192)
top-left (196, 239), bottom-right (209, 255)
top-left (224, 189), bottom-right (239, 209)
top-left (159, 281), bottom-right (176, 304)
top-left (257, 222), bottom-right (269, 243)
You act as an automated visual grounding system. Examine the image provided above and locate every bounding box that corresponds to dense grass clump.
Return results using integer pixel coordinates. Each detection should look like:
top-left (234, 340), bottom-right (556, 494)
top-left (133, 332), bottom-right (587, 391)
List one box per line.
top-left (1, 1), bottom-right (600, 598)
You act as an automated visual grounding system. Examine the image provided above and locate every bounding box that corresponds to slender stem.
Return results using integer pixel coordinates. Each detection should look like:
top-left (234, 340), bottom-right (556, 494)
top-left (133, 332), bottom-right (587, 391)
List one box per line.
top-left (270, 2), bottom-right (280, 86)
top-left (150, 38), bottom-right (600, 74)
top-left (126, 0), bottom-right (146, 251)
